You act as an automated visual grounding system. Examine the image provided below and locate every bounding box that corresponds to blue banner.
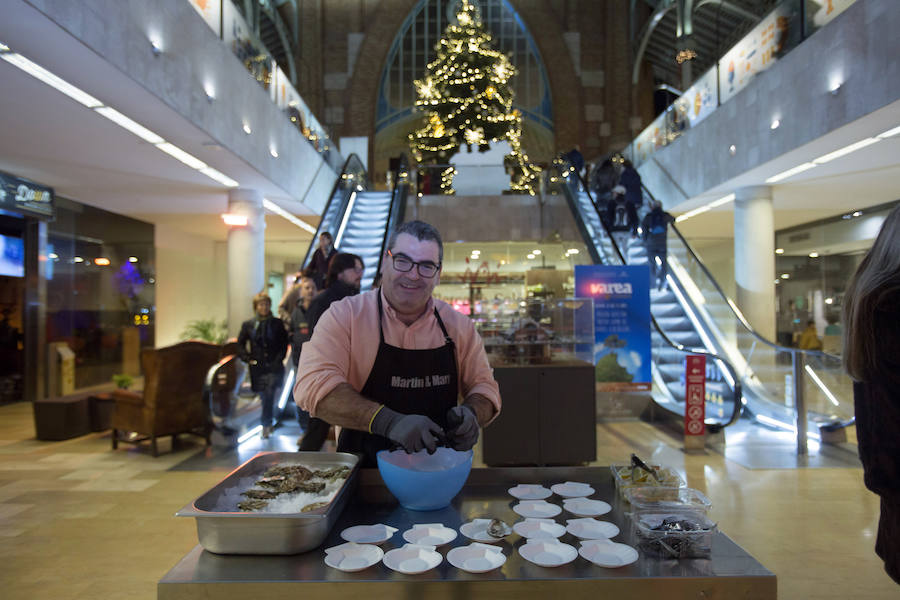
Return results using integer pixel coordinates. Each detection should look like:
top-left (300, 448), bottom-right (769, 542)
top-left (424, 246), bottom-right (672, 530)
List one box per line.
top-left (575, 265), bottom-right (652, 391)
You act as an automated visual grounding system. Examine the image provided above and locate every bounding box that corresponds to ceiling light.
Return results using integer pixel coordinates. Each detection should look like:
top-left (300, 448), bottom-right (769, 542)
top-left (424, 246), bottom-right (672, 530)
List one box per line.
top-left (73, 256), bottom-right (84, 263)
top-left (155, 142), bottom-right (207, 170)
top-left (526, 254), bottom-right (534, 259)
top-left (781, 273), bottom-right (790, 279)
top-left (829, 83), bottom-right (841, 96)
top-left (242, 122), bottom-right (252, 134)
top-left (532, 249), bottom-right (541, 255)
top-left (1, 51), bottom-right (103, 108)
top-left (852, 210), bottom-right (863, 217)
top-left (728, 144), bottom-right (736, 156)
top-left (48, 252), bottom-right (58, 259)
top-left (825, 297), bottom-right (833, 305)
top-left (808, 252), bottom-right (819, 258)
top-left (765, 162), bottom-right (817, 183)
top-left (812, 138), bottom-right (879, 164)
top-left (567, 248), bottom-right (579, 255)
top-left (877, 125), bottom-right (900, 139)
top-left (203, 83), bottom-right (215, 101)
top-left (262, 199), bottom-right (318, 234)
top-left (0, 42), bottom-right (9, 52)
top-left (128, 256), bottom-right (138, 263)
top-left (149, 38), bottom-right (162, 56)
top-left (770, 119), bottom-right (780, 130)
top-left (94, 257), bottom-right (111, 266)
top-left (94, 107), bottom-right (165, 144)
top-left (221, 213), bottom-right (248, 227)
top-left (774, 279), bottom-right (781, 284)
top-left (199, 167), bottom-right (239, 187)
top-left (270, 147), bottom-right (279, 158)
top-left (775, 248), bottom-right (785, 254)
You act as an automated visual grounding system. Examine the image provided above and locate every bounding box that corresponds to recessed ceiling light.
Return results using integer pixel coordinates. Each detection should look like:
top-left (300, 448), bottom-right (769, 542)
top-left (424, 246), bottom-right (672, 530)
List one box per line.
top-left (526, 254), bottom-right (534, 259)
top-left (852, 210), bottom-right (862, 217)
top-left (808, 252), bottom-right (819, 258)
top-left (533, 249), bottom-right (541, 255)
top-left (128, 256), bottom-right (138, 263)
top-left (877, 125), bottom-right (900, 139)
top-left (770, 119), bottom-right (780, 130)
top-left (270, 147), bottom-right (279, 158)
top-left (765, 162), bottom-right (817, 183)
top-left (728, 144), bottom-right (736, 156)
top-left (775, 248), bottom-right (785, 254)
top-left (94, 257), bottom-right (111, 266)
top-left (825, 297), bottom-right (834, 304)
top-left (242, 122), bottom-right (252, 134)
top-left (812, 138), bottom-right (879, 164)
top-left (781, 273), bottom-right (790, 279)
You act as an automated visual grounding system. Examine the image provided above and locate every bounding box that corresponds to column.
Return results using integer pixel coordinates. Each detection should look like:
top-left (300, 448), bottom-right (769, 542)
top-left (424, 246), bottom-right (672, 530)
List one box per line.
top-left (734, 186), bottom-right (776, 340)
top-left (227, 189), bottom-right (266, 337)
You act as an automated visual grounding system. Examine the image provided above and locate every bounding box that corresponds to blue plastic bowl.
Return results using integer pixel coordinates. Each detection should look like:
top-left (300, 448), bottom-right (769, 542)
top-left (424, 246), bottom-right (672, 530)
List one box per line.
top-left (376, 447), bottom-right (473, 511)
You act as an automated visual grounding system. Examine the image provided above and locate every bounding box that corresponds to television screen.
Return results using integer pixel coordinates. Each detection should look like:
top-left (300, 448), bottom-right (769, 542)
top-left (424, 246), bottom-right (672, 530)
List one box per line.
top-left (0, 234), bottom-right (24, 277)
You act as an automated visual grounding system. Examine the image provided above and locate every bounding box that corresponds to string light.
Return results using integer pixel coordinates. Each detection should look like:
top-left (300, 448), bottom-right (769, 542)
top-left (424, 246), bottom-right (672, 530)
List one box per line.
top-left (408, 0), bottom-right (541, 195)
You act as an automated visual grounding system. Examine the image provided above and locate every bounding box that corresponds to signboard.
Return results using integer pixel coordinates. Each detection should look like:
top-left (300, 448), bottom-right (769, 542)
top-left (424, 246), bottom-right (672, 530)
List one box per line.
top-left (684, 355), bottom-right (706, 448)
top-left (0, 172), bottom-right (54, 219)
top-left (575, 265), bottom-right (652, 391)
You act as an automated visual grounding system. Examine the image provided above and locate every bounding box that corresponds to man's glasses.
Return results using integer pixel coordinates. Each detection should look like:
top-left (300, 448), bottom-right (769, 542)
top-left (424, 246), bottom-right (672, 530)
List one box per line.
top-left (388, 250), bottom-right (440, 278)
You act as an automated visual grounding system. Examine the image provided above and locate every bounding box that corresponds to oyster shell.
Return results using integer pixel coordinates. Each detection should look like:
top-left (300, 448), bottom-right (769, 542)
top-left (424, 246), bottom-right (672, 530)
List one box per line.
top-left (312, 466), bottom-right (350, 481)
top-left (237, 499), bottom-right (269, 511)
top-left (241, 489), bottom-right (278, 500)
top-left (300, 501), bottom-right (329, 513)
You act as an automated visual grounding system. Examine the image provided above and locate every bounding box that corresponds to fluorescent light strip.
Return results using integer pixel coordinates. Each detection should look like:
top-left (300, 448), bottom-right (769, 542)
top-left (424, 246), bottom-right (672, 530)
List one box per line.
top-left (804, 364), bottom-right (840, 407)
top-left (877, 125), bottom-right (900, 139)
top-left (0, 42), bottom-right (9, 51)
top-left (812, 137), bottom-right (879, 164)
top-left (1, 51), bottom-right (102, 108)
top-left (155, 142), bottom-right (208, 170)
top-left (674, 193), bottom-right (736, 223)
top-left (708, 193), bottom-right (735, 208)
top-left (237, 425), bottom-right (263, 444)
top-left (765, 162), bottom-right (817, 183)
top-left (200, 167), bottom-right (239, 187)
top-left (334, 191), bottom-right (358, 248)
top-left (277, 365), bottom-right (295, 410)
top-left (94, 106), bottom-right (165, 144)
top-left (263, 199), bottom-right (317, 234)
top-left (755, 413), bottom-right (822, 442)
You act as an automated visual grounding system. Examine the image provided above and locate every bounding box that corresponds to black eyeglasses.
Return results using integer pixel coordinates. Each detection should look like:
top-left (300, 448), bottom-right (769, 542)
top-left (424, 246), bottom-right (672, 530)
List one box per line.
top-left (387, 250), bottom-right (440, 278)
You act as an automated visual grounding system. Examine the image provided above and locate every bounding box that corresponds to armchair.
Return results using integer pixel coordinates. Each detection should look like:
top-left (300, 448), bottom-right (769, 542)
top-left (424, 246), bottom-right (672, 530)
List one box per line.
top-left (111, 341), bottom-right (221, 456)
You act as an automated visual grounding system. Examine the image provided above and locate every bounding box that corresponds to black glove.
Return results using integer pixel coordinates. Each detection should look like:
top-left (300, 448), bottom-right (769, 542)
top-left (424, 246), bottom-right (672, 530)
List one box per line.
top-left (445, 405), bottom-right (479, 451)
top-left (371, 406), bottom-right (445, 454)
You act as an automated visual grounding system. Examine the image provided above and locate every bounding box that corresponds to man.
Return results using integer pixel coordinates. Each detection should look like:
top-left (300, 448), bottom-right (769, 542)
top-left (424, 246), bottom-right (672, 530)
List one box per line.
top-left (640, 199), bottom-right (673, 291)
top-left (297, 253), bottom-right (364, 451)
top-left (237, 292), bottom-right (288, 439)
top-left (295, 220), bottom-right (501, 466)
top-left (308, 231), bottom-right (337, 290)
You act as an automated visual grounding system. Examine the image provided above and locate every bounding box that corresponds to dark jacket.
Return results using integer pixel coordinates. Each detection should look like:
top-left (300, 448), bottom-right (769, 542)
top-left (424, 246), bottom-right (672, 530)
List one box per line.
top-left (619, 165), bottom-right (643, 207)
top-left (290, 302), bottom-right (313, 366)
top-left (309, 246), bottom-right (337, 288)
top-left (641, 207), bottom-right (673, 245)
top-left (307, 280), bottom-right (358, 331)
top-left (237, 315), bottom-right (288, 391)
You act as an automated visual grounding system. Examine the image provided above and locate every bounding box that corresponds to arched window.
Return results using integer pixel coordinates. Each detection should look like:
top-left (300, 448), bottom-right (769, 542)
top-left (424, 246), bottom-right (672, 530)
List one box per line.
top-left (375, 0), bottom-right (553, 160)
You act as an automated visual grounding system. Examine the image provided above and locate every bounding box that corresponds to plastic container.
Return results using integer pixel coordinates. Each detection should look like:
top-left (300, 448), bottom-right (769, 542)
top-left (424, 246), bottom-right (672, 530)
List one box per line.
top-left (624, 486), bottom-right (712, 516)
top-left (610, 463), bottom-right (684, 501)
top-left (376, 447), bottom-right (473, 511)
top-left (631, 511), bottom-right (717, 559)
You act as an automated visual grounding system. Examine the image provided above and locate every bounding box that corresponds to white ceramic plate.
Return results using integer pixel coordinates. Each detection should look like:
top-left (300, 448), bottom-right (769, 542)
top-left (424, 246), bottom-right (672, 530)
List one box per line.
top-left (579, 539), bottom-right (639, 568)
top-left (340, 523), bottom-right (399, 545)
top-left (402, 523), bottom-right (457, 546)
top-left (324, 542), bottom-right (384, 572)
top-left (562, 497), bottom-right (612, 517)
top-left (518, 539), bottom-right (578, 567)
top-left (508, 484), bottom-right (553, 500)
top-left (447, 543), bottom-right (507, 573)
top-left (551, 481), bottom-right (596, 498)
top-left (566, 518), bottom-right (619, 540)
top-left (513, 500), bottom-right (562, 519)
top-left (512, 518), bottom-right (567, 540)
top-left (382, 543), bottom-right (443, 574)
top-left (459, 519), bottom-right (508, 543)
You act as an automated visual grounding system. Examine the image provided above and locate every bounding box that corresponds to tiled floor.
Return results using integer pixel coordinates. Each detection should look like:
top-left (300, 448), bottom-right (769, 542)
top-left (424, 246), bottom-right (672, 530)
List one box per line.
top-left (0, 401), bottom-right (896, 599)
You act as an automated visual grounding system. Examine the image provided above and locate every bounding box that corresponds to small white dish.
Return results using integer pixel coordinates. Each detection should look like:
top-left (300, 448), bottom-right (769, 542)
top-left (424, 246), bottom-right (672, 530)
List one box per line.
top-left (460, 519), bottom-right (508, 543)
top-left (551, 481), bottom-right (595, 498)
top-left (512, 518), bottom-right (567, 540)
top-left (382, 543), bottom-right (443, 574)
top-left (508, 484), bottom-right (552, 500)
top-left (324, 542), bottom-right (384, 572)
top-left (562, 497), bottom-right (612, 517)
top-left (341, 523), bottom-right (398, 544)
top-left (402, 523), bottom-right (457, 546)
top-left (447, 543), bottom-right (507, 573)
top-left (513, 500), bottom-right (562, 519)
top-left (518, 539), bottom-right (578, 567)
top-left (579, 539), bottom-right (639, 568)
top-left (566, 518), bottom-right (619, 540)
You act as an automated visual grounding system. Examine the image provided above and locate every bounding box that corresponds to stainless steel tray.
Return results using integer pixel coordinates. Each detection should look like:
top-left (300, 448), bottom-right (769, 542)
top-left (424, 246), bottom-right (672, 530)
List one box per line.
top-left (175, 451), bottom-right (360, 555)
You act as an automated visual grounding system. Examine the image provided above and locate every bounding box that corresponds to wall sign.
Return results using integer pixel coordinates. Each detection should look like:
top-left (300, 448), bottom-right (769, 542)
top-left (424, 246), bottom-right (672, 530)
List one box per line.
top-left (0, 172), bottom-right (55, 219)
top-left (684, 354), bottom-right (706, 448)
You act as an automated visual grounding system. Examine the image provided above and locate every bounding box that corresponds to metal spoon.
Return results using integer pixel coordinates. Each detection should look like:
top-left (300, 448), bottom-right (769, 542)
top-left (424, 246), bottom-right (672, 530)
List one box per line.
top-left (630, 453), bottom-right (661, 483)
top-left (487, 518), bottom-right (512, 539)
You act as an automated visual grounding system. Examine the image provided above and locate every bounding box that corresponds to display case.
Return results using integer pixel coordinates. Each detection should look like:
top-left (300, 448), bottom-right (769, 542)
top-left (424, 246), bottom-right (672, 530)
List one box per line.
top-left (473, 298), bottom-right (594, 367)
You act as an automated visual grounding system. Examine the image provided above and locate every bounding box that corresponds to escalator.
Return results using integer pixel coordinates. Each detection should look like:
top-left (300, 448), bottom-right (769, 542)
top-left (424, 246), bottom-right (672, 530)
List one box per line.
top-left (556, 160), bottom-right (853, 440)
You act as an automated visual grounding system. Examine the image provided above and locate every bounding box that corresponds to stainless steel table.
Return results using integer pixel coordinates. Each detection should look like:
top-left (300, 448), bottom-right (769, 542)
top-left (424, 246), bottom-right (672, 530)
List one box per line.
top-left (159, 466), bottom-right (776, 600)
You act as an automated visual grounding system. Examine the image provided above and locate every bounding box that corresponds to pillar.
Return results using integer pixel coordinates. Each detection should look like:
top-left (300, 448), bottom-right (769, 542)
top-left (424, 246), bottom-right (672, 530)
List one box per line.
top-left (734, 186), bottom-right (776, 340)
top-left (227, 189), bottom-right (266, 337)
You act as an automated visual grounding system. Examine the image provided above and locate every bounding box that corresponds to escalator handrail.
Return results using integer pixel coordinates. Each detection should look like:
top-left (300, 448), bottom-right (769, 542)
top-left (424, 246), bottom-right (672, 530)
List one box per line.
top-left (375, 156), bottom-right (411, 279)
top-left (554, 159), bottom-right (743, 429)
top-left (302, 153), bottom-right (367, 269)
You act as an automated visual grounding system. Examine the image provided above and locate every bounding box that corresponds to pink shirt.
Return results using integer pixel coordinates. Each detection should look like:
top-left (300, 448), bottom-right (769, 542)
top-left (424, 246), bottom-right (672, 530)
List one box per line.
top-left (295, 289), bottom-right (501, 421)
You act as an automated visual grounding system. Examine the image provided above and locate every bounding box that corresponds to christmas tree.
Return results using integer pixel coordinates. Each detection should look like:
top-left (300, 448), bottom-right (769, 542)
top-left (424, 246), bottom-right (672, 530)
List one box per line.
top-left (409, 0), bottom-right (540, 195)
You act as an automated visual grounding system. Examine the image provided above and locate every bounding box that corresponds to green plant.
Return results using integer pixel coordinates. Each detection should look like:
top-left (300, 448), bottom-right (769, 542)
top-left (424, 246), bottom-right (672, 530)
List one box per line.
top-left (112, 374), bottom-right (134, 390)
top-left (180, 319), bottom-right (229, 344)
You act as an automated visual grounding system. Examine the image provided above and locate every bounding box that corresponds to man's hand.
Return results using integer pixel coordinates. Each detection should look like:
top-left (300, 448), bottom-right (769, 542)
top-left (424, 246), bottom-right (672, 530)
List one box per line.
top-left (371, 406), bottom-right (445, 454)
top-left (445, 405), bottom-right (479, 451)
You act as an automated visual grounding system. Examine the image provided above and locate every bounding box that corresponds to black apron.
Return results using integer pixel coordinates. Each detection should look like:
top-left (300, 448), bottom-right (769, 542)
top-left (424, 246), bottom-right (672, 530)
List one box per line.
top-left (338, 294), bottom-right (459, 467)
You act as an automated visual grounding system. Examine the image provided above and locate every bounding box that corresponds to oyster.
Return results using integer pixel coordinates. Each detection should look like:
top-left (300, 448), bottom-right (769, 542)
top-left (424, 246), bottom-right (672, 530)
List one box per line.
top-left (300, 501), bottom-right (329, 513)
top-left (242, 489), bottom-right (277, 500)
top-left (237, 499), bottom-right (269, 511)
top-left (312, 466), bottom-right (350, 481)
top-left (259, 474), bottom-right (325, 494)
top-left (261, 465), bottom-right (312, 481)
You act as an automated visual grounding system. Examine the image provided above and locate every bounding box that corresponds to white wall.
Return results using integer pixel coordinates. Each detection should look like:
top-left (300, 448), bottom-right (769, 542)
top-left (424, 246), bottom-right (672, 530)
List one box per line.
top-left (154, 224), bottom-right (227, 347)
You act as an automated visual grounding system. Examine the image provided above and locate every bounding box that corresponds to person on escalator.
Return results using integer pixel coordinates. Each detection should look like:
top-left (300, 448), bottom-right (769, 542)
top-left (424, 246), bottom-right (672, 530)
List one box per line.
top-left (590, 158), bottom-right (619, 212)
top-left (297, 252), bottom-right (365, 451)
top-left (308, 232), bottom-right (337, 290)
top-left (606, 185), bottom-right (638, 250)
top-left (294, 220), bottom-right (501, 467)
top-left (237, 292), bottom-right (288, 439)
top-left (843, 204), bottom-right (900, 584)
top-left (289, 275), bottom-right (318, 440)
top-left (641, 200), bottom-right (674, 291)
top-left (619, 159), bottom-right (643, 212)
